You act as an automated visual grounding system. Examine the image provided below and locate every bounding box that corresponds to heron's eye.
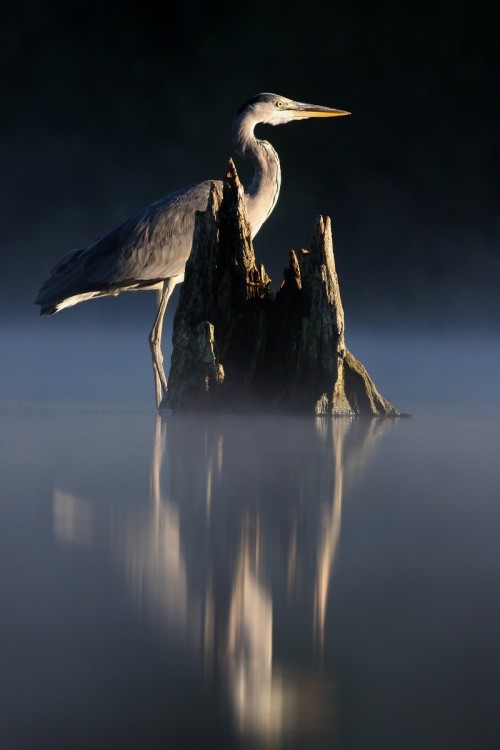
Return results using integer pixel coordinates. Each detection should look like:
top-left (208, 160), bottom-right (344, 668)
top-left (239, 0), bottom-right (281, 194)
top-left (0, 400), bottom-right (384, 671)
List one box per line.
top-left (276, 101), bottom-right (284, 108)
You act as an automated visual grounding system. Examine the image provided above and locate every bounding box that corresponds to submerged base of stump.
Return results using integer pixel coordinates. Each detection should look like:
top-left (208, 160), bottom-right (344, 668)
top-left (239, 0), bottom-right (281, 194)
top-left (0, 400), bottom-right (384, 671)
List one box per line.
top-left (164, 160), bottom-right (401, 417)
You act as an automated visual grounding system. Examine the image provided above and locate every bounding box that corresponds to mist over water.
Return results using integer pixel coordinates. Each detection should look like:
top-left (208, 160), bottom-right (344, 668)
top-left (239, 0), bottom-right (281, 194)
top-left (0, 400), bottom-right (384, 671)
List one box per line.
top-left (2, 316), bottom-right (499, 417)
top-left (1, 322), bottom-right (500, 748)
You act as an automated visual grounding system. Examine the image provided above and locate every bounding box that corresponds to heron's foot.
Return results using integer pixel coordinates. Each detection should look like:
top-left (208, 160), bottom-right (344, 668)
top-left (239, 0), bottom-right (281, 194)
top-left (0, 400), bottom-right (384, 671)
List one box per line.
top-left (157, 394), bottom-right (170, 411)
top-left (154, 373), bottom-right (169, 411)
top-left (150, 340), bottom-right (169, 407)
top-left (151, 359), bottom-right (168, 409)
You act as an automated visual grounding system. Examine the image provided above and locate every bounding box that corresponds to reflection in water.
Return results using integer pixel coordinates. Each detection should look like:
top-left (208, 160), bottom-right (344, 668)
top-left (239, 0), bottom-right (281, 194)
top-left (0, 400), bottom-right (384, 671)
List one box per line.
top-left (51, 413), bottom-right (393, 746)
top-left (53, 489), bottom-right (94, 547)
top-left (312, 418), bottom-right (388, 652)
top-left (121, 418), bottom-right (194, 641)
top-left (226, 528), bottom-right (282, 737)
top-left (314, 419), bottom-right (346, 653)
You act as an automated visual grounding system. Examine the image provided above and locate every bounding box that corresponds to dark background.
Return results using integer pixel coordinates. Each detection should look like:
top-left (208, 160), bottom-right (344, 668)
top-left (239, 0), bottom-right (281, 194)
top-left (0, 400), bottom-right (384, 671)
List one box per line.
top-left (1, 0), bottom-right (498, 332)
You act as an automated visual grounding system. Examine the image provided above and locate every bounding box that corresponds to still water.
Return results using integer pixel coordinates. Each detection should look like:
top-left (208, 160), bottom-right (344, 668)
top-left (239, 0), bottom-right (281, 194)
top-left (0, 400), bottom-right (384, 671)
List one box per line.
top-left (1, 408), bottom-right (499, 749)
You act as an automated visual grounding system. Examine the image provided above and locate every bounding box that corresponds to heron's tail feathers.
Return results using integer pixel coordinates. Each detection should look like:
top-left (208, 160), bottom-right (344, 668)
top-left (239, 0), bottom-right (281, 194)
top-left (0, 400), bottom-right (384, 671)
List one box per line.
top-left (39, 303), bottom-right (58, 316)
top-left (37, 290), bottom-right (106, 315)
top-left (48, 247), bottom-right (86, 276)
top-left (35, 247), bottom-right (95, 315)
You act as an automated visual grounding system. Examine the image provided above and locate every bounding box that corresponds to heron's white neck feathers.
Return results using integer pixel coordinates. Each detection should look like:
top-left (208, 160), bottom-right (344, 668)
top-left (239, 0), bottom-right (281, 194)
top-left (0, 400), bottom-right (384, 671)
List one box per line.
top-left (232, 112), bottom-right (282, 238)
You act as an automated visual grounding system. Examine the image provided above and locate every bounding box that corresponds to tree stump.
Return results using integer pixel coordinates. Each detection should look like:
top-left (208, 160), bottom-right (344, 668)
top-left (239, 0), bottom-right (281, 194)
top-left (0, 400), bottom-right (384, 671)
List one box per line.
top-left (164, 160), bottom-right (401, 417)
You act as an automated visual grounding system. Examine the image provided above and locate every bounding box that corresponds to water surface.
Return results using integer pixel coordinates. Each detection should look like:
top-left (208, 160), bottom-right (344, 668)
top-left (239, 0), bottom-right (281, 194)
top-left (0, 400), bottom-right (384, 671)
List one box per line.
top-left (1, 407), bottom-right (499, 749)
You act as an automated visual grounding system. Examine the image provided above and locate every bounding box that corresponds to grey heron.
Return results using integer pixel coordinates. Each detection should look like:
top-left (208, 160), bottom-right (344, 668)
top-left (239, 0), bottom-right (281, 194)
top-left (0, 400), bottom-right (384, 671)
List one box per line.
top-left (35, 93), bottom-right (349, 408)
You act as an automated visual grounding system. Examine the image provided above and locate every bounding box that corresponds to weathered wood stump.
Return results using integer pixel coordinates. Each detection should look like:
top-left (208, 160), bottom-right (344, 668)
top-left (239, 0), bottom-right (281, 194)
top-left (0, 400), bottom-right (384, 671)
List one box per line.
top-left (164, 160), bottom-right (401, 416)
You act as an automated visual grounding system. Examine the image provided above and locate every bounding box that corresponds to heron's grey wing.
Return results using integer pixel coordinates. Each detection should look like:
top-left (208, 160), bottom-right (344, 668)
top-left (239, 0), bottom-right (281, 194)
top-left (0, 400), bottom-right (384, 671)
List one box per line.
top-left (35, 180), bottom-right (217, 309)
top-left (85, 180), bottom-right (215, 285)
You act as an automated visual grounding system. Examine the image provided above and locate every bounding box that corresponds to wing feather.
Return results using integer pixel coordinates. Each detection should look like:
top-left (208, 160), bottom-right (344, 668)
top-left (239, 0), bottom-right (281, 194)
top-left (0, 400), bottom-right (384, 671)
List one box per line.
top-left (35, 180), bottom-right (217, 311)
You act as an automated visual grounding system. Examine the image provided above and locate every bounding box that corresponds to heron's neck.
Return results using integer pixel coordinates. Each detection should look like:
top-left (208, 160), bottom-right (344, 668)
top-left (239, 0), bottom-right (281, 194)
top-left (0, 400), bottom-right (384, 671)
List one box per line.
top-left (232, 115), bottom-right (281, 238)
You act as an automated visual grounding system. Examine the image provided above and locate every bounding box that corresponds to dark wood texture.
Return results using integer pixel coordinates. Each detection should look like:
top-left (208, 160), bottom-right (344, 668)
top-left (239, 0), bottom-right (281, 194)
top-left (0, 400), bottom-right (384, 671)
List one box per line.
top-left (165, 161), bottom-right (400, 416)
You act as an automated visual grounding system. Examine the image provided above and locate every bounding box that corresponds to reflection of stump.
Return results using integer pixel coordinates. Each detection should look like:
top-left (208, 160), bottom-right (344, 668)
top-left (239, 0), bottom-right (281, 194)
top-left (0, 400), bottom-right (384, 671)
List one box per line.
top-left (165, 160), bottom-right (401, 416)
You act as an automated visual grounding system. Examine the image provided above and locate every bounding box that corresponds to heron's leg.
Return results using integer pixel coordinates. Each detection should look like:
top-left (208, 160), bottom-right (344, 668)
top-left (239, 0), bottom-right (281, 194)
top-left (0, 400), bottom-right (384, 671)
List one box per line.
top-left (149, 274), bottom-right (183, 409)
top-left (151, 284), bottom-right (164, 405)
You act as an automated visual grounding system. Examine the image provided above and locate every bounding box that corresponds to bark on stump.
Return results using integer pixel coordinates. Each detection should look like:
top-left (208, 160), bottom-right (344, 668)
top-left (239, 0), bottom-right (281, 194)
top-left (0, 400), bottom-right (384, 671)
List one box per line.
top-left (165, 160), bottom-right (400, 416)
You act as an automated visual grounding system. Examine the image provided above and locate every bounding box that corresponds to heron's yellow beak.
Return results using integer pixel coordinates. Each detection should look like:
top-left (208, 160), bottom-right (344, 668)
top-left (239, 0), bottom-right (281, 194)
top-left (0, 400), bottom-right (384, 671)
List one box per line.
top-left (308, 109), bottom-right (350, 117)
top-left (292, 103), bottom-right (350, 118)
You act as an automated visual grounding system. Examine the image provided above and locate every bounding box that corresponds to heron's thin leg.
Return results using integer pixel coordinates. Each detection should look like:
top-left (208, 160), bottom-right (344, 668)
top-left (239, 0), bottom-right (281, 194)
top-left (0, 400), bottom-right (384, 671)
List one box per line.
top-left (149, 274), bottom-right (183, 409)
top-left (150, 282), bottom-right (172, 408)
top-left (151, 284), bottom-right (164, 405)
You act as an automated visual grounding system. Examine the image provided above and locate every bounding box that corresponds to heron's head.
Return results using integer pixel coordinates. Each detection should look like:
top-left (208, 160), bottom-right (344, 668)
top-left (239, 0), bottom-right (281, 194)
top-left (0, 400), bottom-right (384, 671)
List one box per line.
top-left (236, 92), bottom-right (350, 126)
